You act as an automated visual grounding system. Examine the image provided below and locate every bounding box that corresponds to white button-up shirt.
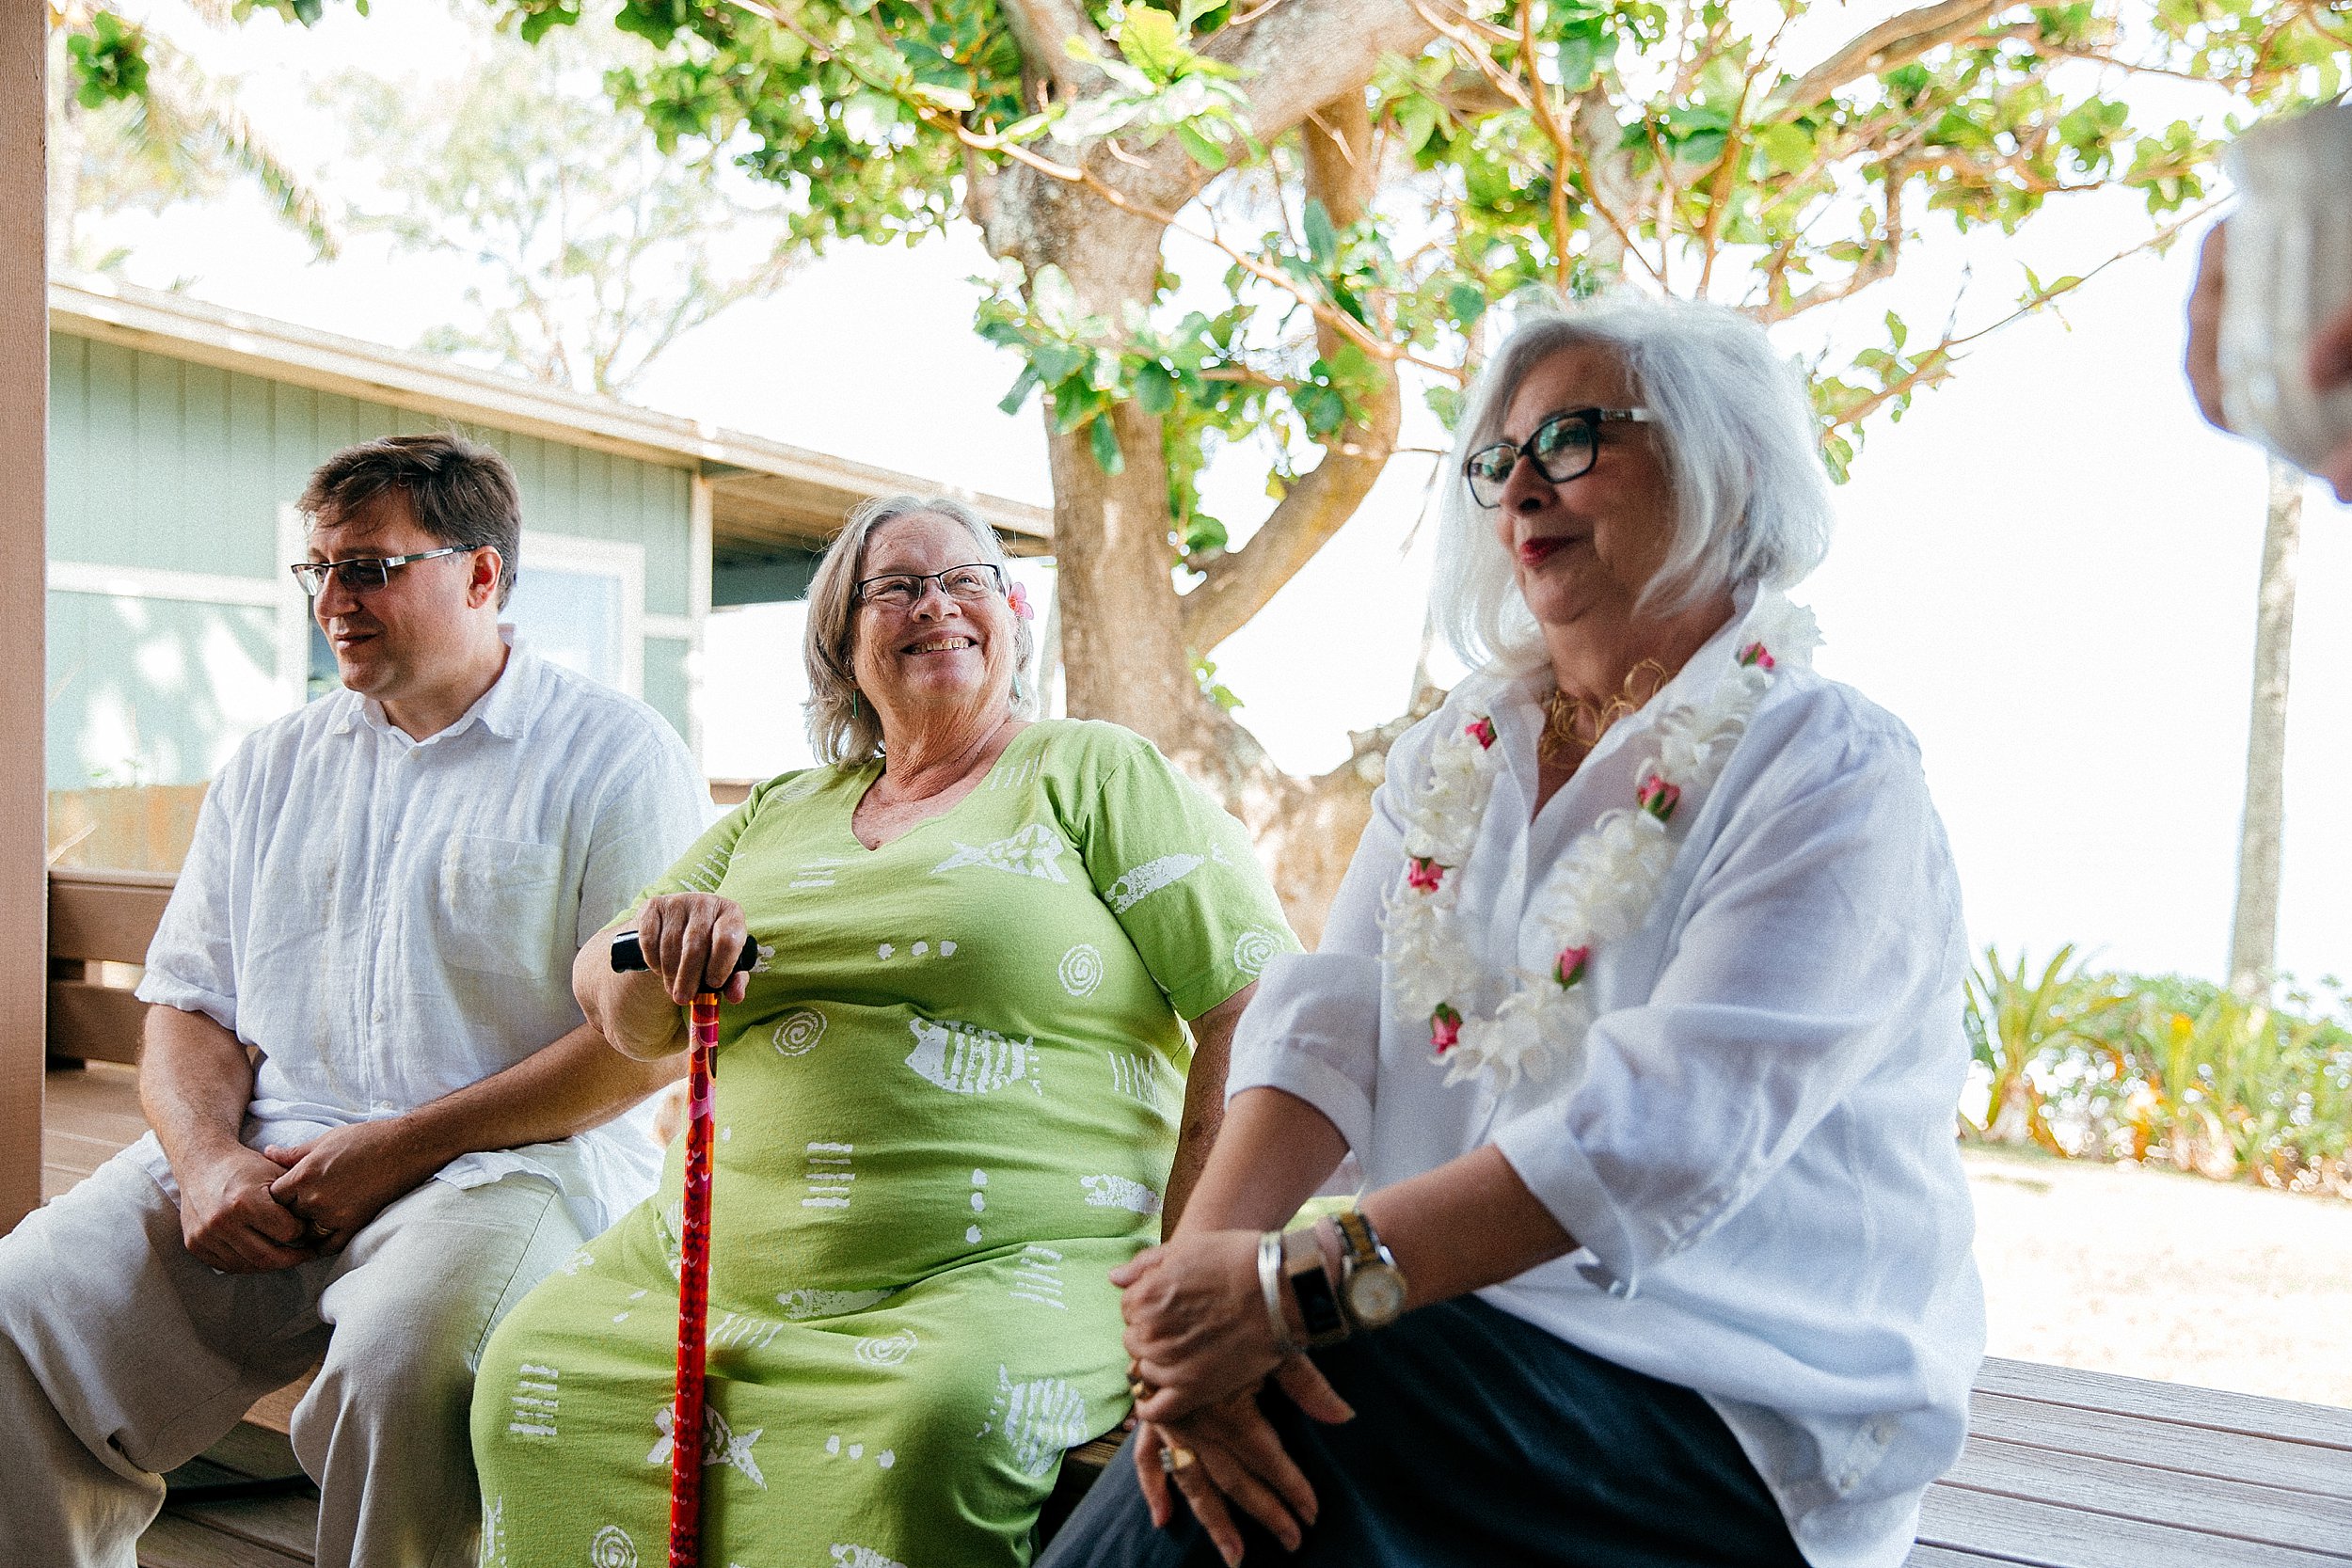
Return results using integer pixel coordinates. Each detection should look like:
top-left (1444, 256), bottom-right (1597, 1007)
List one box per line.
top-left (135, 636), bottom-right (711, 1238)
top-left (1230, 596), bottom-right (1985, 1568)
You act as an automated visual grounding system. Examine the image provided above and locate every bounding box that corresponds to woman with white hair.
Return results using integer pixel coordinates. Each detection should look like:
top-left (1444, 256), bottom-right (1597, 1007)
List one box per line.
top-left (472, 496), bottom-right (1296, 1566)
top-left (1039, 297), bottom-right (1984, 1568)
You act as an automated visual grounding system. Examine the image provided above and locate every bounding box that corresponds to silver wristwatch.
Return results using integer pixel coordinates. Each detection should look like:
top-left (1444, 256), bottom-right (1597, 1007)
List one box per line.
top-left (1331, 1207), bottom-right (1407, 1331)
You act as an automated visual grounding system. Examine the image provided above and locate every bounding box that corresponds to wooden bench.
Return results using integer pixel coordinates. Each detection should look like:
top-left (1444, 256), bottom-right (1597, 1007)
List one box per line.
top-left (48, 879), bottom-right (2350, 1564)
top-left (47, 866), bottom-right (173, 1068)
top-left (1910, 1356), bottom-right (2352, 1565)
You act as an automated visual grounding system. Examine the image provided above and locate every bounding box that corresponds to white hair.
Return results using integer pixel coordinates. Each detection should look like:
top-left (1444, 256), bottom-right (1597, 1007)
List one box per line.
top-left (803, 494), bottom-right (1039, 765)
top-left (1430, 293), bottom-right (1834, 672)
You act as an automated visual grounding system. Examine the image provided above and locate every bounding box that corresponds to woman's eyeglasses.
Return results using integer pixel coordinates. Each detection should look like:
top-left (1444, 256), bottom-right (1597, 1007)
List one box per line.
top-left (1463, 407), bottom-right (1654, 507)
top-left (854, 563), bottom-right (1006, 608)
top-left (290, 546), bottom-right (467, 596)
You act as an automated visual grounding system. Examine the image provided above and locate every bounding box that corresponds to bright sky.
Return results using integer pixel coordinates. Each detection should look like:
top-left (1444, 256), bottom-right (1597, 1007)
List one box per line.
top-left (83, 0), bottom-right (2352, 990)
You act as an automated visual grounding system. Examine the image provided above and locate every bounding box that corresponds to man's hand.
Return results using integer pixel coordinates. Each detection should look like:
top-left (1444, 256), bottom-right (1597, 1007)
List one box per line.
top-left (2185, 223), bottom-right (2230, 433)
top-left (2310, 303), bottom-right (2352, 502)
top-left (263, 1119), bottom-right (439, 1246)
top-left (179, 1143), bottom-right (321, 1274)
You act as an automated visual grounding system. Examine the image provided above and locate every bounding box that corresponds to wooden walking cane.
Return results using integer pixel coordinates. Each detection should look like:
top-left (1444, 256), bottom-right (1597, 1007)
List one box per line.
top-left (612, 928), bottom-right (758, 1568)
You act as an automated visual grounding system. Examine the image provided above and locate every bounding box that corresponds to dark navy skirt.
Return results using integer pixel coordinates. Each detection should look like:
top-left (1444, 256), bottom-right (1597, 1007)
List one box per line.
top-left (1037, 1296), bottom-right (1807, 1568)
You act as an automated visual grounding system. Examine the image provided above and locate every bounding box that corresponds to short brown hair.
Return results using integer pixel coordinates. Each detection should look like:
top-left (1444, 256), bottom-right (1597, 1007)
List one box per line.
top-left (297, 433), bottom-right (521, 608)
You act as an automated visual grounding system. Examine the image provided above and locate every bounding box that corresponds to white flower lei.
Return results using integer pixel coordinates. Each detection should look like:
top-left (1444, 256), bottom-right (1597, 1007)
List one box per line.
top-left (1385, 592), bottom-right (1821, 1089)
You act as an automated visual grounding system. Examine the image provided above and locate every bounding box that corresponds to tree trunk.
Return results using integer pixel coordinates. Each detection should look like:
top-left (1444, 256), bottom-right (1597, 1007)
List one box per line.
top-left (2227, 456), bottom-right (2304, 998)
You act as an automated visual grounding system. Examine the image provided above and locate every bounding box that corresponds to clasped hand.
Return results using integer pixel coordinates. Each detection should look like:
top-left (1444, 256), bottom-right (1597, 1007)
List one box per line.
top-left (177, 1117), bottom-right (428, 1272)
top-left (1116, 1229), bottom-right (1354, 1566)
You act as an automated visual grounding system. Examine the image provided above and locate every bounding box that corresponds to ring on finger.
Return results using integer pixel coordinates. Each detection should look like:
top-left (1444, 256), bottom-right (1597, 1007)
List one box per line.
top-left (1159, 1445), bottom-right (1198, 1475)
top-left (1130, 1379), bottom-right (1153, 1403)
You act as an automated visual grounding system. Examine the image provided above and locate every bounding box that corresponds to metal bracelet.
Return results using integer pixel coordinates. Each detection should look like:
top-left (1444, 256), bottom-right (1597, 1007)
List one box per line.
top-left (1258, 1230), bottom-right (1296, 1355)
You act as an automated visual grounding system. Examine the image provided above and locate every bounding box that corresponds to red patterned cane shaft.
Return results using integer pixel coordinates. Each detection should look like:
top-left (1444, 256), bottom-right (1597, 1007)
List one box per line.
top-left (667, 992), bottom-right (720, 1568)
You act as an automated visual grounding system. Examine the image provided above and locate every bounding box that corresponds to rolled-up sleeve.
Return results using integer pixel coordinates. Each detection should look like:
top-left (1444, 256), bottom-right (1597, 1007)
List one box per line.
top-left (1493, 726), bottom-right (1962, 1297)
top-left (136, 747), bottom-right (248, 1034)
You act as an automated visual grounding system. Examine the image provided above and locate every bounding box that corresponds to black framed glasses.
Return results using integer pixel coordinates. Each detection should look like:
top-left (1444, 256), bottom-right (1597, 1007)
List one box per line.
top-left (854, 562), bottom-right (1005, 609)
top-left (290, 546), bottom-right (467, 596)
top-left (1463, 407), bottom-right (1655, 507)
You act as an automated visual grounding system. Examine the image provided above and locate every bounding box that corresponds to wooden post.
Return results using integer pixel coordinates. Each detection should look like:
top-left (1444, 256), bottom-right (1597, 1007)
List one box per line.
top-left (1, 2), bottom-right (49, 1232)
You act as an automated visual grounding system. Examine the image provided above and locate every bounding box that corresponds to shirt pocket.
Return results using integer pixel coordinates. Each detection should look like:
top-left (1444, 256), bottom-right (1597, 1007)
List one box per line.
top-left (437, 835), bottom-right (564, 979)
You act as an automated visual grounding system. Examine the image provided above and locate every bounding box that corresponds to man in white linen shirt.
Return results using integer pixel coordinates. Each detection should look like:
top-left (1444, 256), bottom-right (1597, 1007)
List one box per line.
top-left (0, 434), bottom-right (707, 1568)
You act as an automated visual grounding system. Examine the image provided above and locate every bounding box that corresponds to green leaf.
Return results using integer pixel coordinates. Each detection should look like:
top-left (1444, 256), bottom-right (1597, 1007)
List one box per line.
top-left (1136, 361), bottom-right (1178, 416)
top-left (1756, 121), bottom-right (1814, 176)
top-left (1031, 342), bottom-right (1089, 384)
top-left (1295, 380), bottom-right (1346, 436)
top-left (1445, 280), bottom-right (1486, 330)
top-left (1118, 6), bottom-right (1187, 82)
top-left (1177, 0), bottom-right (1222, 30)
top-left (1557, 35), bottom-right (1596, 91)
top-left (1302, 199), bottom-right (1338, 270)
top-left (1395, 96), bottom-right (1441, 157)
top-left (517, 6), bottom-right (573, 41)
top-left (997, 364), bottom-right (1041, 415)
top-left (1183, 515), bottom-right (1229, 554)
top-left (1175, 120), bottom-right (1230, 171)
top-left (1089, 414), bottom-right (1125, 474)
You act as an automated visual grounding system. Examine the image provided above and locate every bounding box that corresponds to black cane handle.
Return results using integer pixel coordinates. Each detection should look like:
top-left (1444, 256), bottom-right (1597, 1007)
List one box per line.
top-left (610, 929), bottom-right (759, 976)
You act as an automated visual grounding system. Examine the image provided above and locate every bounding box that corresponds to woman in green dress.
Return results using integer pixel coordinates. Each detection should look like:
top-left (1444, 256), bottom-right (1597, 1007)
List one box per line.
top-left (470, 495), bottom-right (1295, 1568)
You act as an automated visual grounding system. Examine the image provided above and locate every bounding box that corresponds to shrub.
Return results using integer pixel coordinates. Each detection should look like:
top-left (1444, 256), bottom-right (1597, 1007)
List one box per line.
top-left (1961, 950), bottom-right (2352, 1198)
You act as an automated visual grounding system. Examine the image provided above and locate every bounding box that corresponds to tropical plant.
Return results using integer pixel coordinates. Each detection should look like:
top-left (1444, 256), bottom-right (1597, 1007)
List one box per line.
top-left (47, 1), bottom-right (334, 273)
top-left (1963, 944), bottom-right (2123, 1152)
top-left (1967, 949), bottom-right (2352, 1197)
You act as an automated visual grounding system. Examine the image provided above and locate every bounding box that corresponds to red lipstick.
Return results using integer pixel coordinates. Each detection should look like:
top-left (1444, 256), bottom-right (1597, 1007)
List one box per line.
top-left (1518, 537), bottom-right (1567, 566)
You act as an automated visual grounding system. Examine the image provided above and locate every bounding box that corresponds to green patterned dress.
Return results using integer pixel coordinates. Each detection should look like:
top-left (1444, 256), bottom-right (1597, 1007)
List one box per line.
top-left (471, 720), bottom-right (1295, 1568)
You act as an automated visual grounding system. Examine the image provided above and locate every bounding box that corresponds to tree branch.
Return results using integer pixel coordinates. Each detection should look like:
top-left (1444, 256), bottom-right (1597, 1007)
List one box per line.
top-left (996, 0), bottom-right (1108, 102)
top-left (1181, 89), bottom-right (1401, 656)
top-left (1765, 0), bottom-right (2008, 116)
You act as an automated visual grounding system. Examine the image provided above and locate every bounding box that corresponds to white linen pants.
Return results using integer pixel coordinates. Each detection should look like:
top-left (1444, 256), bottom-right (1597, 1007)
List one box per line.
top-left (0, 1148), bottom-right (584, 1568)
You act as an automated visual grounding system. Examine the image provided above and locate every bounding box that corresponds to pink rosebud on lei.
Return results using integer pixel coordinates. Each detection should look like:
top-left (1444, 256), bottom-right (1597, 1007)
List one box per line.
top-left (1636, 773), bottom-right (1680, 821)
top-left (1007, 581), bottom-right (1036, 621)
top-left (1738, 641), bottom-right (1775, 671)
top-left (1406, 856), bottom-right (1446, 893)
top-left (1464, 715), bottom-right (1498, 749)
top-left (1430, 1004), bottom-right (1462, 1054)
top-left (1555, 944), bottom-right (1591, 988)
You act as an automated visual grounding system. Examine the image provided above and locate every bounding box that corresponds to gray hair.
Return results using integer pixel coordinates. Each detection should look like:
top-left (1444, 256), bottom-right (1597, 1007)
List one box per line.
top-left (1431, 293), bottom-right (1834, 672)
top-left (803, 494), bottom-right (1040, 764)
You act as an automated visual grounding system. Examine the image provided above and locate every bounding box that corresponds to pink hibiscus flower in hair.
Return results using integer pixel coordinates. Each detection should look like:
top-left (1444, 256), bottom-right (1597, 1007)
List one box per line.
top-left (1406, 857), bottom-right (1446, 893)
top-left (1007, 581), bottom-right (1036, 621)
top-left (1430, 1004), bottom-right (1463, 1054)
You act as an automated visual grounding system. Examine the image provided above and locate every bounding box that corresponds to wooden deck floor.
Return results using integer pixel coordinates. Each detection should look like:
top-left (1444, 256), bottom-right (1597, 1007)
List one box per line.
top-left (40, 1064), bottom-right (2352, 1567)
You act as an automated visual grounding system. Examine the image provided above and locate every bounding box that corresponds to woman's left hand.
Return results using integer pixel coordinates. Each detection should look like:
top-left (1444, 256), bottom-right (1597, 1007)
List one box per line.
top-left (1118, 1228), bottom-right (1354, 1427)
top-left (1116, 1229), bottom-right (1279, 1421)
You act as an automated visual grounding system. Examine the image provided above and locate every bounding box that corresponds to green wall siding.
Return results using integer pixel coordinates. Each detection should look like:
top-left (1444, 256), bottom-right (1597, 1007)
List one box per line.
top-left (48, 590), bottom-right (279, 791)
top-left (50, 335), bottom-right (696, 615)
top-left (644, 636), bottom-right (692, 743)
top-left (46, 332), bottom-right (700, 792)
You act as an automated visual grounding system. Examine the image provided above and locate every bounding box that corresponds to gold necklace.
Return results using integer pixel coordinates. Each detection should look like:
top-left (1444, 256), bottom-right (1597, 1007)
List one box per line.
top-left (1540, 658), bottom-right (1670, 763)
